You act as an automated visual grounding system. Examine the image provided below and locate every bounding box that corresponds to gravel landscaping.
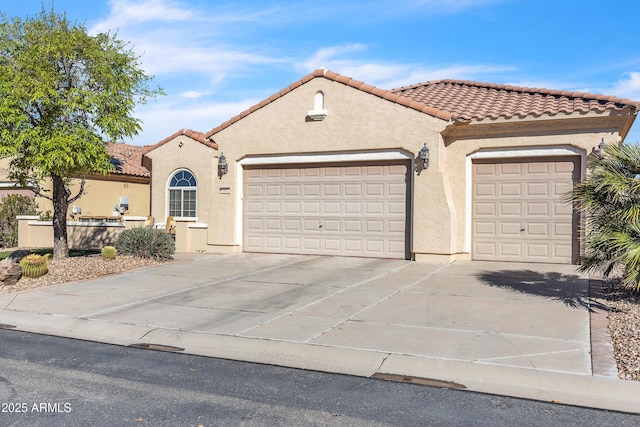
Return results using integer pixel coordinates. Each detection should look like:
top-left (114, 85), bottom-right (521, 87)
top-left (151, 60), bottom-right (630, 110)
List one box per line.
top-left (0, 252), bottom-right (639, 381)
top-left (0, 254), bottom-right (165, 294)
top-left (598, 281), bottom-right (640, 381)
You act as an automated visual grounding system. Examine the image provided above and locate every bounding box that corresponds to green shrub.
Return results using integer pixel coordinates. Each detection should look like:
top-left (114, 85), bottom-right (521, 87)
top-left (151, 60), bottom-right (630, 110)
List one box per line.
top-left (115, 227), bottom-right (174, 261)
top-left (0, 194), bottom-right (39, 248)
top-left (19, 254), bottom-right (48, 278)
top-left (101, 246), bottom-right (117, 259)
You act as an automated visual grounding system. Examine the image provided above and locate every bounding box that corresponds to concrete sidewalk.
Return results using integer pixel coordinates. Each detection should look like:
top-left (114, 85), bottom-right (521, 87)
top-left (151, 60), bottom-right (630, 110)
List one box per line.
top-left (1, 253), bottom-right (639, 414)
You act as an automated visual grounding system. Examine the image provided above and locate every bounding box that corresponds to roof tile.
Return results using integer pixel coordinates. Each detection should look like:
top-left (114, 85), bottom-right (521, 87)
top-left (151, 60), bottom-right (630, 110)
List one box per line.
top-left (142, 129), bottom-right (217, 156)
top-left (391, 79), bottom-right (640, 121)
top-left (204, 70), bottom-right (639, 139)
top-left (105, 143), bottom-right (150, 178)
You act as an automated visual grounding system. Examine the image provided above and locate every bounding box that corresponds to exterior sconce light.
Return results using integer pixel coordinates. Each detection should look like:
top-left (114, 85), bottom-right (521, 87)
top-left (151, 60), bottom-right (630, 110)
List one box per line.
top-left (218, 153), bottom-right (228, 179)
top-left (592, 138), bottom-right (606, 157)
top-left (415, 143), bottom-right (430, 175)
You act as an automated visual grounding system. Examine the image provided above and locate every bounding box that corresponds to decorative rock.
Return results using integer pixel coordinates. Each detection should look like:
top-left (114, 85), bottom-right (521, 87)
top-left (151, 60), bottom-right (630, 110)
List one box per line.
top-left (0, 250), bottom-right (29, 286)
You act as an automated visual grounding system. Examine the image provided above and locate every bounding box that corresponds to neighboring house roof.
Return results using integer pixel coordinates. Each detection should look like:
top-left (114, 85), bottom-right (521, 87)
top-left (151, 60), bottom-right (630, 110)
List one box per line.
top-left (143, 128), bottom-right (218, 155)
top-left (391, 79), bottom-right (640, 121)
top-left (106, 143), bottom-right (150, 178)
top-left (204, 69), bottom-right (639, 140)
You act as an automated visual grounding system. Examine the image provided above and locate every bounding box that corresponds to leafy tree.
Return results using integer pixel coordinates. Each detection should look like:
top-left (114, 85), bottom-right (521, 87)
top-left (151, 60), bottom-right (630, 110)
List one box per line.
top-left (569, 143), bottom-right (640, 291)
top-left (0, 7), bottom-right (161, 259)
top-left (0, 194), bottom-right (39, 248)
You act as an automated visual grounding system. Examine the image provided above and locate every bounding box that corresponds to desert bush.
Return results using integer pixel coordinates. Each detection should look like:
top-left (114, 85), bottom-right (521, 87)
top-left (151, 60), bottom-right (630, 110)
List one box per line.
top-left (101, 246), bottom-right (117, 259)
top-left (0, 194), bottom-right (39, 248)
top-left (115, 227), bottom-right (174, 261)
top-left (19, 253), bottom-right (48, 278)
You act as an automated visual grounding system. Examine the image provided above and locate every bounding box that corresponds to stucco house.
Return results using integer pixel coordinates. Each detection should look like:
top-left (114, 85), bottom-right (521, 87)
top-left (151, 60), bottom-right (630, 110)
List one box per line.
top-left (143, 69), bottom-right (639, 264)
top-left (1, 143), bottom-right (150, 218)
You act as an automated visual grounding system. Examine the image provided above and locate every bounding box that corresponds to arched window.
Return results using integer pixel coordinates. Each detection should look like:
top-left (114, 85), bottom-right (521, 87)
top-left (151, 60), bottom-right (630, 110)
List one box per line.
top-left (168, 169), bottom-right (197, 217)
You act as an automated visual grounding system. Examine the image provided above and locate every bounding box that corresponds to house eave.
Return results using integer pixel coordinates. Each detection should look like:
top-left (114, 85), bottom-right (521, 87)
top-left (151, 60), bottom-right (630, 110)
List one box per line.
top-left (442, 110), bottom-right (638, 143)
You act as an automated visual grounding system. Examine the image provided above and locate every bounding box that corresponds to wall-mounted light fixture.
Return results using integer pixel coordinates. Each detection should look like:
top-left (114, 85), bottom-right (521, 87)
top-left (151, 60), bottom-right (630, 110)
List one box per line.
top-left (70, 205), bottom-right (82, 219)
top-left (114, 196), bottom-right (129, 216)
top-left (218, 153), bottom-right (228, 179)
top-left (414, 143), bottom-right (430, 175)
top-left (592, 138), bottom-right (607, 157)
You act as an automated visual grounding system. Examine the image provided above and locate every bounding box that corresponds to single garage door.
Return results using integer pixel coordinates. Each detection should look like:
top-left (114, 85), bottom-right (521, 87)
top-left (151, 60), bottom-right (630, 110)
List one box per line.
top-left (472, 157), bottom-right (579, 263)
top-left (244, 162), bottom-right (409, 259)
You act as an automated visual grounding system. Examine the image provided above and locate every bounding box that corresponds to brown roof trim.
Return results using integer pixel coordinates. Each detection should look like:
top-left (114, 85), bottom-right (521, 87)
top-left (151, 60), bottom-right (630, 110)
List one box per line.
top-left (143, 129), bottom-right (218, 155)
top-left (204, 69), bottom-right (453, 138)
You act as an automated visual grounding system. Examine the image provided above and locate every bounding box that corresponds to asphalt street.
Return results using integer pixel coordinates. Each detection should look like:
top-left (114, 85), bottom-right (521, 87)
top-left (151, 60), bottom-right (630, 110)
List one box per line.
top-left (0, 330), bottom-right (638, 426)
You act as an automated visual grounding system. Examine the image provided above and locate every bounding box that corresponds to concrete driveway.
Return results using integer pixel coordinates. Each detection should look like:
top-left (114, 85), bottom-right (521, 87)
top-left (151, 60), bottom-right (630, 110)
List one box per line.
top-left (3, 253), bottom-right (639, 412)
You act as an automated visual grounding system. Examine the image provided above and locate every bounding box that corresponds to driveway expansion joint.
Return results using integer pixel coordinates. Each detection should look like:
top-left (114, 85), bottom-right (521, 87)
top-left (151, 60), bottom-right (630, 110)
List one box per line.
top-left (2, 254), bottom-right (629, 412)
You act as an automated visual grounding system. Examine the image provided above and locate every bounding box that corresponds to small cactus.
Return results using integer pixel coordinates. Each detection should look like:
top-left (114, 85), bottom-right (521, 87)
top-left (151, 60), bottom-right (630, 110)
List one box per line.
top-left (19, 254), bottom-right (48, 278)
top-left (101, 246), bottom-right (117, 260)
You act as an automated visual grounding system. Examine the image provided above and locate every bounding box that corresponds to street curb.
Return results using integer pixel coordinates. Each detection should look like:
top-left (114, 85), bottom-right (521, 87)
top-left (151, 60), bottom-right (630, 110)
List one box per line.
top-left (378, 354), bottom-right (640, 414)
top-left (2, 312), bottom-right (639, 415)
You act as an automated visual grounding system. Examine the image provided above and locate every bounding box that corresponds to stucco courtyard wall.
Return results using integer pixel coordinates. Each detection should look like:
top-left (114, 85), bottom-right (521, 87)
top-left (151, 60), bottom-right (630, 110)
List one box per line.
top-left (17, 216), bottom-right (149, 249)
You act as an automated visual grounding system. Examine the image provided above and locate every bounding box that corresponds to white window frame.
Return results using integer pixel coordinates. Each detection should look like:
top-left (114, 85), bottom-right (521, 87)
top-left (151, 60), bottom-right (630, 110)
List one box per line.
top-left (167, 169), bottom-right (198, 219)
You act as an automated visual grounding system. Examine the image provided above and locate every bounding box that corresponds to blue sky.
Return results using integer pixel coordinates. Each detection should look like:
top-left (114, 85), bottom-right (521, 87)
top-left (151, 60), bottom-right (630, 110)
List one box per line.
top-left (5, 0), bottom-right (640, 145)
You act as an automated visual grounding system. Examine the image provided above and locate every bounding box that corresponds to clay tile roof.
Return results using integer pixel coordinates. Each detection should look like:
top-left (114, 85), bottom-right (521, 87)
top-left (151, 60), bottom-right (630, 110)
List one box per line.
top-left (204, 71), bottom-right (640, 139)
top-left (105, 143), bottom-right (150, 178)
top-left (142, 128), bottom-right (218, 156)
top-left (205, 69), bottom-right (452, 138)
top-left (391, 79), bottom-right (640, 121)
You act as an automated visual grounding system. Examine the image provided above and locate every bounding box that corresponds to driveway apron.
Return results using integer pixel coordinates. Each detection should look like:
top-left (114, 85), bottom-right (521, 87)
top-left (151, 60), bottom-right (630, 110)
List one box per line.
top-left (0, 253), bottom-right (591, 377)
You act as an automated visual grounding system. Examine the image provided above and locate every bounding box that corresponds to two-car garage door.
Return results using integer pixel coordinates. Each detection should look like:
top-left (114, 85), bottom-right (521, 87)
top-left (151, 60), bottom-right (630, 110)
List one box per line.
top-left (244, 162), bottom-right (409, 259)
top-left (472, 157), bottom-right (579, 264)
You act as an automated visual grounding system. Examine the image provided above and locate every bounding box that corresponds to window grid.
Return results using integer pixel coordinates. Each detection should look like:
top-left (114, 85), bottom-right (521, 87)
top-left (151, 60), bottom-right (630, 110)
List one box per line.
top-left (168, 170), bottom-right (197, 218)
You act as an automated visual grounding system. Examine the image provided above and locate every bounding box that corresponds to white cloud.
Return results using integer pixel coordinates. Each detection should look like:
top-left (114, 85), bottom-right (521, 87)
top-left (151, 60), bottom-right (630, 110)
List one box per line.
top-left (129, 97), bottom-right (260, 145)
top-left (88, 0), bottom-right (521, 144)
top-left (381, 64), bottom-right (517, 89)
top-left (181, 90), bottom-right (209, 99)
top-left (91, 0), bottom-right (195, 34)
top-left (611, 72), bottom-right (640, 101)
top-left (297, 44), bottom-right (515, 89)
top-left (297, 44), bottom-right (368, 72)
top-left (90, 0), bottom-right (282, 82)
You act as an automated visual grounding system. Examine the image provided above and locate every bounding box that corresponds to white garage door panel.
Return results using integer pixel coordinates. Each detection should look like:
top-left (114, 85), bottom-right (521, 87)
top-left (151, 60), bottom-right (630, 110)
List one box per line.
top-left (244, 163), bottom-right (408, 259)
top-left (472, 157), bottom-right (579, 264)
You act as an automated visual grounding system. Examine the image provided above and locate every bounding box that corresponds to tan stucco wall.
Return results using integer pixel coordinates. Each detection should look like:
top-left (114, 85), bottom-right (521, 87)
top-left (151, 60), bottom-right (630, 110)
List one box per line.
top-left (17, 216), bottom-right (125, 249)
top-left (443, 121), bottom-right (620, 255)
top-left (144, 135), bottom-right (216, 225)
top-left (1, 156), bottom-right (149, 219)
top-left (32, 178), bottom-right (149, 219)
top-left (66, 178), bottom-right (150, 218)
top-left (207, 78), bottom-right (451, 256)
top-left (144, 76), bottom-right (631, 260)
